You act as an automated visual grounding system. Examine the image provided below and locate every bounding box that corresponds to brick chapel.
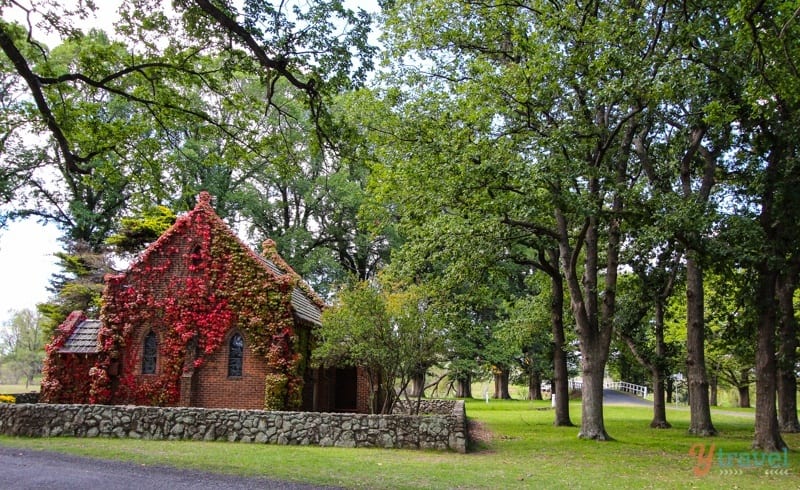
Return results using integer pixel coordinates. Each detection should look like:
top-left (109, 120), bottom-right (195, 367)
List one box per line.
top-left (40, 192), bottom-right (372, 413)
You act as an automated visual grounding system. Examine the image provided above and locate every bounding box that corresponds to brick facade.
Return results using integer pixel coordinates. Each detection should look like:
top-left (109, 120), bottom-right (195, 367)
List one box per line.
top-left (41, 193), bottom-right (370, 413)
top-left (187, 331), bottom-right (268, 410)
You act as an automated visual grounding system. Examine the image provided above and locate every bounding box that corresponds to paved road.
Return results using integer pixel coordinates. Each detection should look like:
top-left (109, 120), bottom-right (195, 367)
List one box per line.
top-left (0, 445), bottom-right (340, 490)
top-left (603, 389), bottom-right (652, 406)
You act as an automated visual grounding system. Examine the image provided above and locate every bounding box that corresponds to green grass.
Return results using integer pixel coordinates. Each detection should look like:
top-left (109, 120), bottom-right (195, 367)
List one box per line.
top-left (1, 400), bottom-right (798, 489)
top-left (0, 381), bottom-right (40, 394)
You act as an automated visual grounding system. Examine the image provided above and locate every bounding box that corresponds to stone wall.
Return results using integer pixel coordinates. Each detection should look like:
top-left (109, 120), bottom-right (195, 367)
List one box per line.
top-left (0, 400), bottom-right (467, 453)
top-left (393, 399), bottom-right (460, 415)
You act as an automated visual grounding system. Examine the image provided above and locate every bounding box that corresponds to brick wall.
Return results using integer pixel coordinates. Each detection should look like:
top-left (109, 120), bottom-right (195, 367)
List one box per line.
top-left (191, 332), bottom-right (267, 410)
top-left (356, 367), bottom-right (372, 413)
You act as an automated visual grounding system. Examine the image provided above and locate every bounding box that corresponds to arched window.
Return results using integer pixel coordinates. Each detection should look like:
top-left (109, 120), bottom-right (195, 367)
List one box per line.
top-left (142, 331), bottom-right (157, 374)
top-left (190, 245), bottom-right (203, 268)
top-left (228, 332), bottom-right (244, 377)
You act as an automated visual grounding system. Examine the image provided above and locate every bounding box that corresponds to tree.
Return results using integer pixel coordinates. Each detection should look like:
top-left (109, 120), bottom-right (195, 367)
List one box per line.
top-left (728, 0), bottom-right (800, 451)
top-left (0, 1), bottom-right (375, 179)
top-left (614, 258), bottom-right (682, 429)
top-left (0, 309), bottom-right (46, 388)
top-left (312, 278), bottom-right (445, 414)
top-left (242, 91), bottom-right (397, 296)
top-left (704, 266), bottom-right (757, 409)
top-left (496, 288), bottom-right (567, 404)
top-left (381, 0), bottom-right (683, 440)
top-left (1, 5), bottom-right (384, 330)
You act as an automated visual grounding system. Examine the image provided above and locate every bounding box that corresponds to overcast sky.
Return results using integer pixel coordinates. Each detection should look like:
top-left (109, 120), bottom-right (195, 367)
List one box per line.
top-left (0, 220), bottom-right (60, 324)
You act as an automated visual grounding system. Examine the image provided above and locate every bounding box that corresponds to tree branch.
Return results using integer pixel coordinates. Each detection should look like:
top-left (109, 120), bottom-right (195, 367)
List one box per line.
top-left (0, 24), bottom-right (90, 174)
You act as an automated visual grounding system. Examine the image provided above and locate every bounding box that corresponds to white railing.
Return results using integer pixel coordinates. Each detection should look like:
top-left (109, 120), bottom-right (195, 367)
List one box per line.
top-left (605, 380), bottom-right (648, 398)
top-left (564, 379), bottom-right (648, 398)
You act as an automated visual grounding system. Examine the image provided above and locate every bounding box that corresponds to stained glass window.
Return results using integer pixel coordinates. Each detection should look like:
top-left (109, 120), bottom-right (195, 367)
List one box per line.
top-left (228, 332), bottom-right (244, 377)
top-left (142, 331), bottom-right (157, 374)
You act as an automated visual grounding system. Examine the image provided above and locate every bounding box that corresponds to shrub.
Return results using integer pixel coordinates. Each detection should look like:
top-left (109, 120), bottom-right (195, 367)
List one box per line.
top-left (0, 394), bottom-right (16, 404)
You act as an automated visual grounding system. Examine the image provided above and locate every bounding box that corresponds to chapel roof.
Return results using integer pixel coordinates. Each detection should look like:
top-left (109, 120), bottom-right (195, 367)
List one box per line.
top-left (261, 257), bottom-right (323, 325)
top-left (59, 319), bottom-right (101, 354)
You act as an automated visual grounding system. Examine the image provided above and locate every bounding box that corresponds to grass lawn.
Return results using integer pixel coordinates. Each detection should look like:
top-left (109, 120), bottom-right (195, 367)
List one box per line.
top-left (0, 383), bottom-right (39, 394)
top-left (1, 399), bottom-right (798, 489)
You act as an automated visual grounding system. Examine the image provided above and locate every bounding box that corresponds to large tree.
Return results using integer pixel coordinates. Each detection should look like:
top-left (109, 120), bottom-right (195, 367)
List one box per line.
top-left (380, 0), bottom-right (680, 440)
top-left (2, 2), bottom-right (385, 318)
top-left (729, 0), bottom-right (800, 451)
top-left (0, 1), bottom-right (374, 179)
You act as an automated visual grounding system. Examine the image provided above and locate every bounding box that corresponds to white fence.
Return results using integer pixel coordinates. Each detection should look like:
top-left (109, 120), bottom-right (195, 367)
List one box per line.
top-left (562, 379), bottom-right (648, 398)
top-left (605, 381), bottom-right (648, 398)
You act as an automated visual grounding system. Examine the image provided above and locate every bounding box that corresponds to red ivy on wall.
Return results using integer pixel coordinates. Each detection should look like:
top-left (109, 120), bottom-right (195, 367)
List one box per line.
top-left (76, 193), bottom-right (310, 410)
top-left (40, 311), bottom-right (95, 403)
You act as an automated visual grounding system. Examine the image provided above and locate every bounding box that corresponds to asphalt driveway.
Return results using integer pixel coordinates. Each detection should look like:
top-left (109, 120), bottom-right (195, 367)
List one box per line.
top-left (0, 445), bottom-right (340, 490)
top-left (602, 389), bottom-right (652, 406)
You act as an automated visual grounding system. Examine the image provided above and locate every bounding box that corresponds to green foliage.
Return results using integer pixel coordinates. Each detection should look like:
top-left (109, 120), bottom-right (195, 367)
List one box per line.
top-left (106, 206), bottom-right (177, 254)
top-left (313, 277), bottom-right (445, 413)
top-left (37, 241), bottom-right (112, 337)
top-left (0, 309), bottom-right (47, 388)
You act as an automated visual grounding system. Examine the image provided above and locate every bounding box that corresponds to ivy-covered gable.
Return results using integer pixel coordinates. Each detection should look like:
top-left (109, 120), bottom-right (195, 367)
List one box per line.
top-left (87, 192), bottom-right (318, 409)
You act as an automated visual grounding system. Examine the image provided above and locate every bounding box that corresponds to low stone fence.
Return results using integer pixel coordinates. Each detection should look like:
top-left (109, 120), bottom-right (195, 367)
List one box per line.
top-left (0, 399), bottom-right (467, 453)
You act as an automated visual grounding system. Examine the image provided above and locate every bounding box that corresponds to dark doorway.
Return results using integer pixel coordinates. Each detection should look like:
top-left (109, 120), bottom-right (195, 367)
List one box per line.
top-left (334, 367), bottom-right (358, 412)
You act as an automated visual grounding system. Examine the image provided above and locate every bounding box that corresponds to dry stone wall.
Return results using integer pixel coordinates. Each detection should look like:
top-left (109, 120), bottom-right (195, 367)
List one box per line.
top-left (0, 400), bottom-right (467, 453)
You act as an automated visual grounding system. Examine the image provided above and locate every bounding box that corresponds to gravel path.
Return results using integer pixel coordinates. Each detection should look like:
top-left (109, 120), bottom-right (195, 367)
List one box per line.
top-left (0, 445), bottom-right (341, 490)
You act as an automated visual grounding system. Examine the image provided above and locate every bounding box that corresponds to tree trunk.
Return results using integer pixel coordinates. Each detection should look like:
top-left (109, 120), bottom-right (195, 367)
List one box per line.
top-left (528, 372), bottom-right (542, 400)
top-left (493, 367), bottom-right (511, 399)
top-left (751, 142), bottom-right (788, 451)
top-left (454, 376), bottom-right (472, 398)
top-left (709, 374), bottom-right (718, 407)
top-left (685, 251), bottom-right (716, 436)
top-left (650, 370), bottom-right (671, 429)
top-left (579, 347), bottom-right (610, 440)
top-left (752, 264), bottom-right (787, 451)
top-left (738, 383), bottom-right (750, 409)
top-left (556, 208), bottom-right (615, 440)
top-left (408, 372), bottom-right (426, 398)
top-left (650, 301), bottom-right (671, 428)
top-left (666, 377), bottom-right (674, 404)
top-left (548, 249), bottom-right (573, 426)
top-left (777, 271), bottom-right (800, 432)
top-left (553, 119), bottom-right (630, 441)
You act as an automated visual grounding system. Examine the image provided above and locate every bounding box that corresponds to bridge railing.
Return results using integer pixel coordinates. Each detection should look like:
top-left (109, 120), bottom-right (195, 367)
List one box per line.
top-left (605, 381), bottom-right (648, 398)
top-left (563, 379), bottom-right (648, 398)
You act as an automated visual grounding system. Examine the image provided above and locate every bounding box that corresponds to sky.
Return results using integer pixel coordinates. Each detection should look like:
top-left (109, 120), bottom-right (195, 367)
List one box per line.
top-left (0, 220), bottom-right (60, 324)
